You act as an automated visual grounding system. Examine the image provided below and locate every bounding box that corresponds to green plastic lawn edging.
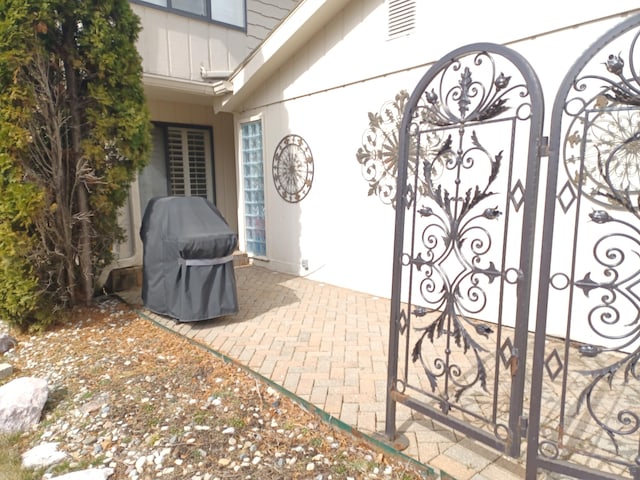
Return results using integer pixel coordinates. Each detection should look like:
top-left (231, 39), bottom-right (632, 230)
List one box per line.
top-left (131, 305), bottom-right (446, 480)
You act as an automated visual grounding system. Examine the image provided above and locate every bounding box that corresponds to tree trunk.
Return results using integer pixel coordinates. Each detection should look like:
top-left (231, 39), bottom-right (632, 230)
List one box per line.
top-left (63, 22), bottom-right (93, 306)
top-left (75, 185), bottom-right (93, 305)
top-left (28, 52), bottom-right (78, 306)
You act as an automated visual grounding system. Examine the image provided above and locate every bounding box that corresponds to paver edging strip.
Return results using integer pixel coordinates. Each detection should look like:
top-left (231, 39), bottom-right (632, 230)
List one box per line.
top-left (129, 304), bottom-right (450, 480)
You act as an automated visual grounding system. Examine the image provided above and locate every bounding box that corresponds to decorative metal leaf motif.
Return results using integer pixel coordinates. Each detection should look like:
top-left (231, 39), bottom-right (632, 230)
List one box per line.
top-left (414, 57), bottom-right (519, 127)
top-left (457, 67), bottom-right (473, 118)
top-left (409, 127), bottom-right (505, 403)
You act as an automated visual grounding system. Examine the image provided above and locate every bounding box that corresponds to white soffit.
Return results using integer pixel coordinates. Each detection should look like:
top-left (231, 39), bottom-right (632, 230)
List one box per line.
top-left (143, 72), bottom-right (226, 106)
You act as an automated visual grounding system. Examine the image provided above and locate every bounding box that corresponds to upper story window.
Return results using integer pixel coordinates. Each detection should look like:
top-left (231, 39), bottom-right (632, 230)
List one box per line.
top-left (132, 0), bottom-right (246, 29)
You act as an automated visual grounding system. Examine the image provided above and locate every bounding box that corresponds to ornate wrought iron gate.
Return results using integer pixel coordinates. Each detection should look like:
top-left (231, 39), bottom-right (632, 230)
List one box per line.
top-left (385, 13), bottom-right (640, 480)
top-left (527, 13), bottom-right (640, 480)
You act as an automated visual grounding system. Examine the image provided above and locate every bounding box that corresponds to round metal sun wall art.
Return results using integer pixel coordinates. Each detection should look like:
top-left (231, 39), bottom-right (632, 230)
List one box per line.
top-left (356, 90), bottom-right (443, 208)
top-left (562, 49), bottom-right (640, 212)
top-left (564, 100), bottom-right (640, 209)
top-left (272, 134), bottom-right (314, 203)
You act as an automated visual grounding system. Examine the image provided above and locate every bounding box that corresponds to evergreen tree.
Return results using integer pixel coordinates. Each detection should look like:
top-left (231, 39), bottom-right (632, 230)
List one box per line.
top-left (0, 0), bottom-right (151, 328)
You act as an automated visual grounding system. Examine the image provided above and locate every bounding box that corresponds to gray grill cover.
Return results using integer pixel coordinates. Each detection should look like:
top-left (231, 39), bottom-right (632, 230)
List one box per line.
top-left (140, 196), bottom-right (238, 322)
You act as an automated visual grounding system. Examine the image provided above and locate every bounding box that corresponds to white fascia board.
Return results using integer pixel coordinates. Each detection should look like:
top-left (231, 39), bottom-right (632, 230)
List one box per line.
top-left (218, 0), bottom-right (347, 112)
top-left (143, 72), bottom-right (216, 97)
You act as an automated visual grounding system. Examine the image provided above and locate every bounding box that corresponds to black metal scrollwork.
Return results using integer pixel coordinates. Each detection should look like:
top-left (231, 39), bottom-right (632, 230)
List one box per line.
top-left (563, 31), bottom-right (640, 213)
top-left (356, 90), bottom-right (418, 207)
top-left (405, 52), bottom-right (530, 405)
top-left (562, 30), bottom-right (640, 456)
top-left (574, 213), bottom-right (640, 453)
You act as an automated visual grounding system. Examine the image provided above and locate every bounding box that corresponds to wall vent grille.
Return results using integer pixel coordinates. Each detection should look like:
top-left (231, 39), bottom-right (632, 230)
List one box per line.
top-left (388, 0), bottom-right (416, 39)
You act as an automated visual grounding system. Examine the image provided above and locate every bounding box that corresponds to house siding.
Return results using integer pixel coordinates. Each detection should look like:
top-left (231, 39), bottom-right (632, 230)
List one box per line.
top-left (247, 0), bottom-right (300, 52)
top-left (131, 1), bottom-right (298, 80)
top-left (132, 4), bottom-right (248, 79)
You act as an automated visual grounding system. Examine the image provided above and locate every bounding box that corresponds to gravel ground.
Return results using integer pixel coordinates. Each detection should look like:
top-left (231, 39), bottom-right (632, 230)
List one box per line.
top-left (1, 297), bottom-right (429, 479)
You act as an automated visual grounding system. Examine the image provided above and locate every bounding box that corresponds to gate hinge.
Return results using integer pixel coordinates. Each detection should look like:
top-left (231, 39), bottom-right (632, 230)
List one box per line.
top-left (538, 136), bottom-right (549, 157)
top-left (509, 347), bottom-right (519, 376)
top-left (519, 416), bottom-right (529, 438)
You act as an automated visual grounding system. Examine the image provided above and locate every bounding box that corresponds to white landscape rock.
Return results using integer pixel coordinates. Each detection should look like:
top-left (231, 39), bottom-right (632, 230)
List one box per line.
top-left (49, 468), bottom-right (114, 480)
top-left (0, 377), bottom-right (49, 433)
top-left (22, 442), bottom-right (67, 469)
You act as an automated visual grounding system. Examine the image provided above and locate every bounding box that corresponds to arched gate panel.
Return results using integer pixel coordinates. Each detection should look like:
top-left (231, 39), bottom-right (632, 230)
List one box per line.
top-left (385, 43), bottom-right (545, 458)
top-left (528, 13), bottom-right (640, 480)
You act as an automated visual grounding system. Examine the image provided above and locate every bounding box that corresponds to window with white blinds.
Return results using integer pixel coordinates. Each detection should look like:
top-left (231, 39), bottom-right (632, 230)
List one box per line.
top-left (138, 124), bottom-right (216, 218)
top-left (166, 126), bottom-right (213, 199)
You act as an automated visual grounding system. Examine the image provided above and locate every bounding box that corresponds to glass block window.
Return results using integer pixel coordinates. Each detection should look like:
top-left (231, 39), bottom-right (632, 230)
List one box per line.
top-left (241, 120), bottom-right (266, 257)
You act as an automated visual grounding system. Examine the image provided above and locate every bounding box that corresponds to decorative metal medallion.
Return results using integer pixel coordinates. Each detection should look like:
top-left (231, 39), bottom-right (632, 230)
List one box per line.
top-left (356, 90), bottom-right (443, 208)
top-left (272, 134), bottom-right (314, 203)
top-left (564, 95), bottom-right (640, 209)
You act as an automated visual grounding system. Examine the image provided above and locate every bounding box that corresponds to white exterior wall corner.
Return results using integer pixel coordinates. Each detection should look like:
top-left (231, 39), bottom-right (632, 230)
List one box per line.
top-left (229, 0), bottom-right (640, 302)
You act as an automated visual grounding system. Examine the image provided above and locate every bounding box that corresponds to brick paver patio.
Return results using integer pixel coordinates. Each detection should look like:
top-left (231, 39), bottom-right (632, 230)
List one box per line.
top-left (121, 264), bottom-right (629, 480)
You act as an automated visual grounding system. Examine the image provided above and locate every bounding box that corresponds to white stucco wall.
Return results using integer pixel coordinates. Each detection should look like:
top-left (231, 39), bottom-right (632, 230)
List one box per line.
top-left (238, 73), bottom-right (410, 298)
top-left (233, 0), bottom-right (640, 323)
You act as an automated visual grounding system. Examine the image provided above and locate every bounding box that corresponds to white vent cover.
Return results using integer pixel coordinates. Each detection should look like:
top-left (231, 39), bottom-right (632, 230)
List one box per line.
top-left (388, 0), bottom-right (416, 39)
